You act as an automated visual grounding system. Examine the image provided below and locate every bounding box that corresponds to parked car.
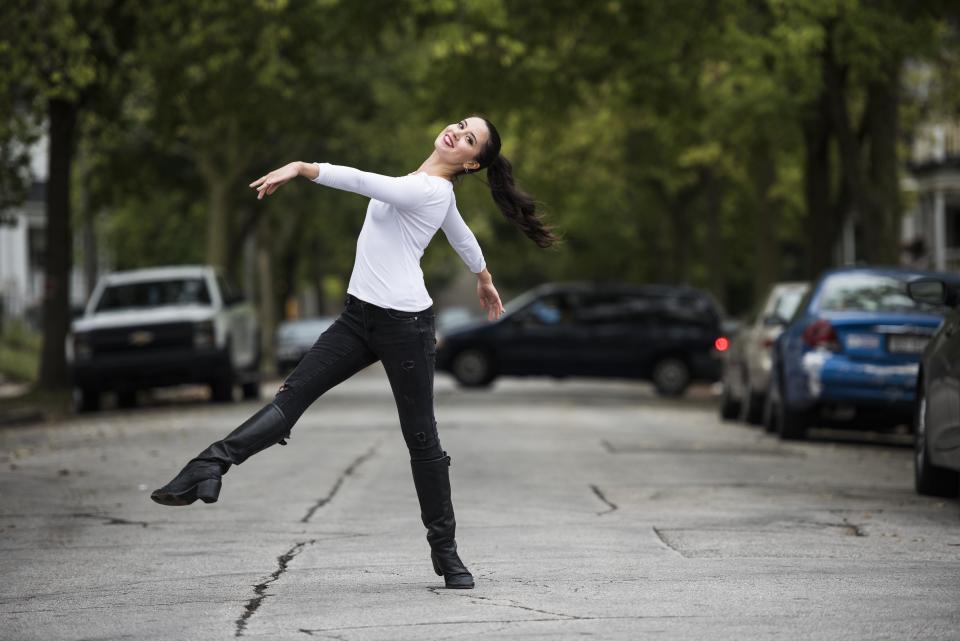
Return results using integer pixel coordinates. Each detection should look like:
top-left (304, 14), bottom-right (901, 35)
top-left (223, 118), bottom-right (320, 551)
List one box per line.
top-left (275, 316), bottom-right (336, 374)
top-left (764, 266), bottom-right (958, 440)
top-left (436, 282), bottom-right (728, 396)
top-left (70, 266), bottom-right (261, 411)
top-left (907, 278), bottom-right (960, 498)
top-left (720, 282), bottom-right (809, 423)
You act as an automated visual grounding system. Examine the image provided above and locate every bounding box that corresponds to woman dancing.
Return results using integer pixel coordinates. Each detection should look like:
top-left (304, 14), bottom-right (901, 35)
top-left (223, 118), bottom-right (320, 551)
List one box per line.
top-left (150, 116), bottom-right (556, 589)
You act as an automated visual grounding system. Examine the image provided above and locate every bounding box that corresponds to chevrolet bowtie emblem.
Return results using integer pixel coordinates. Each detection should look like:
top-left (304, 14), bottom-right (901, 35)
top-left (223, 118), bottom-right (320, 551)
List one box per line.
top-left (129, 330), bottom-right (154, 346)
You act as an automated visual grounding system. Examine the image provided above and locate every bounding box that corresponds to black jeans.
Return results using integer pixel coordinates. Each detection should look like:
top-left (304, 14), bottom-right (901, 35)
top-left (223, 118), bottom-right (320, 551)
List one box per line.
top-left (272, 295), bottom-right (444, 462)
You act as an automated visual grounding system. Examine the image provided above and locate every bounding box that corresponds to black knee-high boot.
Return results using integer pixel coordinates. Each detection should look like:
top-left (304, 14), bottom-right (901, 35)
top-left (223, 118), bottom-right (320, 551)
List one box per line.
top-left (150, 403), bottom-right (290, 506)
top-left (410, 453), bottom-right (474, 589)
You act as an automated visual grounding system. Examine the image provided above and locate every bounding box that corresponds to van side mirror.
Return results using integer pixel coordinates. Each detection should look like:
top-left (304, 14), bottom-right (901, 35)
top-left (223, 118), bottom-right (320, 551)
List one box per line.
top-left (907, 279), bottom-right (953, 307)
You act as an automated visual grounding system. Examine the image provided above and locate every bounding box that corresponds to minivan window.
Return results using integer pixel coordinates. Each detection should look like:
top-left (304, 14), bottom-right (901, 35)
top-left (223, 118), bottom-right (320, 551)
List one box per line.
top-left (95, 278), bottom-right (212, 312)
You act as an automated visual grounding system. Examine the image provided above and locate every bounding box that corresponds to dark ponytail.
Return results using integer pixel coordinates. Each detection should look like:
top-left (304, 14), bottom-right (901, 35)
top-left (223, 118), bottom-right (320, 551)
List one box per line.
top-left (471, 117), bottom-right (558, 249)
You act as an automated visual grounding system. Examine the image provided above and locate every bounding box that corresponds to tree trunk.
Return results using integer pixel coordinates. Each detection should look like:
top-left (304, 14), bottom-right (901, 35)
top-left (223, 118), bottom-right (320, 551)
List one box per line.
top-left (77, 145), bottom-right (98, 300)
top-left (861, 67), bottom-right (901, 265)
top-left (256, 216), bottom-right (276, 373)
top-left (703, 168), bottom-right (725, 303)
top-left (752, 141), bottom-right (780, 299)
top-left (37, 98), bottom-right (77, 391)
top-left (205, 176), bottom-right (230, 272)
top-left (802, 87), bottom-right (836, 278)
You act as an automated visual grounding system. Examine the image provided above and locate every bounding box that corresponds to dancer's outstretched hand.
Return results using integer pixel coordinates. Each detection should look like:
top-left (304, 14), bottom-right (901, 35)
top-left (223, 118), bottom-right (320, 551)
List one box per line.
top-left (477, 274), bottom-right (504, 321)
top-left (249, 162), bottom-right (300, 200)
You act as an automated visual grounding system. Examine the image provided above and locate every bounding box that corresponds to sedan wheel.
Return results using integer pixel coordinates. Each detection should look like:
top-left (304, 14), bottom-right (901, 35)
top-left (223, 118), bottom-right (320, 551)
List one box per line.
top-left (914, 387), bottom-right (959, 497)
top-left (451, 349), bottom-right (494, 387)
top-left (652, 357), bottom-right (690, 397)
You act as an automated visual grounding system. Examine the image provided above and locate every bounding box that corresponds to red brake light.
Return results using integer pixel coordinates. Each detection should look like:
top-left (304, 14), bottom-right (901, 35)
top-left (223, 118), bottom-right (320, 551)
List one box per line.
top-left (714, 337), bottom-right (729, 352)
top-left (802, 319), bottom-right (840, 351)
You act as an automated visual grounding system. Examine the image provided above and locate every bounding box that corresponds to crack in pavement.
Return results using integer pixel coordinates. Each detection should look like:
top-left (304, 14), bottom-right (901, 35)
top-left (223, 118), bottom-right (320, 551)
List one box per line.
top-left (300, 443), bottom-right (380, 523)
top-left (70, 512), bottom-right (149, 528)
top-left (235, 539), bottom-right (316, 637)
top-left (298, 614), bottom-right (712, 634)
top-left (809, 520), bottom-right (867, 537)
top-left (236, 441), bottom-right (381, 636)
top-left (589, 484), bottom-right (617, 516)
top-left (457, 593), bottom-right (582, 620)
top-left (652, 526), bottom-right (686, 557)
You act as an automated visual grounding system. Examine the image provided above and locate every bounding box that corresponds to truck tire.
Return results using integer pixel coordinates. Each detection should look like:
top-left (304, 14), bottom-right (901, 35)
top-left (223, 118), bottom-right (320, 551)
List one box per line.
top-left (241, 381), bottom-right (261, 400)
top-left (117, 389), bottom-right (138, 409)
top-left (78, 387), bottom-right (101, 413)
top-left (211, 376), bottom-right (234, 403)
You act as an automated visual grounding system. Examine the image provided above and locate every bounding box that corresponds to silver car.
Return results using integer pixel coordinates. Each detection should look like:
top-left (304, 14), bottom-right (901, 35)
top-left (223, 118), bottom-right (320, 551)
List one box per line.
top-left (720, 282), bottom-right (809, 423)
top-left (275, 317), bottom-right (336, 374)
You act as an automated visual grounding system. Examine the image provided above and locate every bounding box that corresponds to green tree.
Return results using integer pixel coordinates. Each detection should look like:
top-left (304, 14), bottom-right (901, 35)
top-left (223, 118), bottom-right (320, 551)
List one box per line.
top-left (0, 0), bottom-right (137, 390)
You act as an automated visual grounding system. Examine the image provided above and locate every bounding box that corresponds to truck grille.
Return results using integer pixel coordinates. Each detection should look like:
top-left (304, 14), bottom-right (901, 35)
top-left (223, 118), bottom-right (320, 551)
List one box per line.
top-left (90, 322), bottom-right (195, 355)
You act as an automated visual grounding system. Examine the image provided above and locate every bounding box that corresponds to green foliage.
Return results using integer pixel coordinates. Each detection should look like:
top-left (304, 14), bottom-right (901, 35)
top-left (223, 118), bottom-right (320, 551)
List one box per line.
top-left (0, 321), bottom-right (41, 383)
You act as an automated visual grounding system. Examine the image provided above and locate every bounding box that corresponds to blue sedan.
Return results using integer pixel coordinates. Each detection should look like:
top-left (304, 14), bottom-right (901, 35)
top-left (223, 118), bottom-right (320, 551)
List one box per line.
top-left (764, 267), bottom-right (956, 440)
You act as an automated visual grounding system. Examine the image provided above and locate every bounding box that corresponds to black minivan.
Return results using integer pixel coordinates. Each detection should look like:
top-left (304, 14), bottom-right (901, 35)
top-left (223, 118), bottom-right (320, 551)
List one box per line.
top-left (436, 282), bottom-right (727, 396)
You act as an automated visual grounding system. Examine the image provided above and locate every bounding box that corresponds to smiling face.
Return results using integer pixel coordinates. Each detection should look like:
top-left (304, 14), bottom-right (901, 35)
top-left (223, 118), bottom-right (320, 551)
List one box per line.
top-left (434, 117), bottom-right (491, 172)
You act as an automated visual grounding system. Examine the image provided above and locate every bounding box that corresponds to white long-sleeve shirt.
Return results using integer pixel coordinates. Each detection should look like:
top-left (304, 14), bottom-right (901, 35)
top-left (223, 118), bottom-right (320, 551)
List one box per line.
top-left (312, 162), bottom-right (486, 312)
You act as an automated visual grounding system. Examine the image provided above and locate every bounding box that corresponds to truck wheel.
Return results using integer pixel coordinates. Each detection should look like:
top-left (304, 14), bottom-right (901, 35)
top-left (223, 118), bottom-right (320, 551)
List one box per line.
top-left (241, 381), bottom-right (261, 400)
top-left (451, 348), bottom-right (494, 387)
top-left (211, 377), bottom-right (234, 403)
top-left (78, 387), bottom-right (101, 413)
top-left (652, 357), bottom-right (690, 397)
top-left (117, 389), bottom-right (137, 409)
top-left (915, 386), bottom-right (959, 497)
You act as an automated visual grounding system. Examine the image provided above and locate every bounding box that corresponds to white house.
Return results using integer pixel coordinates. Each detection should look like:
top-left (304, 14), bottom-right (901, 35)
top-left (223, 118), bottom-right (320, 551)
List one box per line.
top-left (0, 135), bottom-right (89, 328)
top-left (903, 122), bottom-right (960, 272)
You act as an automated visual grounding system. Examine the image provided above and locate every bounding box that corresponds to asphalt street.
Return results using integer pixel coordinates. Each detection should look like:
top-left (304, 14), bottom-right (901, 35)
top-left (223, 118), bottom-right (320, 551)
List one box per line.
top-left (1, 368), bottom-right (958, 640)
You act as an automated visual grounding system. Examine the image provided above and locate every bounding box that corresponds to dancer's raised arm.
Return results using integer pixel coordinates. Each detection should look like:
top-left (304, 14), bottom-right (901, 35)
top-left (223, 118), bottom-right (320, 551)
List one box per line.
top-left (249, 161), bottom-right (435, 210)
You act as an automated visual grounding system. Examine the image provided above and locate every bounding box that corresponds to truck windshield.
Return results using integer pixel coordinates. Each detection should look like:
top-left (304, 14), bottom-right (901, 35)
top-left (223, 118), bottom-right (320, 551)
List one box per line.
top-left (95, 278), bottom-right (211, 312)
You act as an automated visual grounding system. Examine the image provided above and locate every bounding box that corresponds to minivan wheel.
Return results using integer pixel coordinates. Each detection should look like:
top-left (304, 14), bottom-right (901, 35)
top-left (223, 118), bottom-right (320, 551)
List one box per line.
top-left (915, 386), bottom-right (959, 497)
top-left (652, 357), bottom-right (690, 397)
top-left (451, 348), bottom-right (494, 387)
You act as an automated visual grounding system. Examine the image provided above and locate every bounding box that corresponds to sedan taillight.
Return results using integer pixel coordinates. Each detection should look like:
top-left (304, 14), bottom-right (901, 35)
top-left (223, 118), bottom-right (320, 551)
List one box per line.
top-left (802, 319), bottom-right (840, 352)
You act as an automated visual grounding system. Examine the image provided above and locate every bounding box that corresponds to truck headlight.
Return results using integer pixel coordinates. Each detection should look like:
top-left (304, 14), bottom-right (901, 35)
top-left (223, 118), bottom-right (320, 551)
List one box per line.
top-left (193, 321), bottom-right (215, 349)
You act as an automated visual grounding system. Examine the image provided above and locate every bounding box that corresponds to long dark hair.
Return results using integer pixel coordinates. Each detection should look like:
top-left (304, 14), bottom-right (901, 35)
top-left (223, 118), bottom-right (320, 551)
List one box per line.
top-left (468, 117), bottom-right (558, 249)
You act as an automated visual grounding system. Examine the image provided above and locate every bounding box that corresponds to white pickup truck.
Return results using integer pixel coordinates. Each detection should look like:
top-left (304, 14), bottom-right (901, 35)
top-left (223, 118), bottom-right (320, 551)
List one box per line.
top-left (70, 265), bottom-right (260, 411)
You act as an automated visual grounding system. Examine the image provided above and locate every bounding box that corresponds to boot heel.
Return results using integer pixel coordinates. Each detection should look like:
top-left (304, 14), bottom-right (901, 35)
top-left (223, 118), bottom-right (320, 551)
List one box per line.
top-left (196, 478), bottom-right (222, 503)
top-left (432, 553), bottom-right (443, 577)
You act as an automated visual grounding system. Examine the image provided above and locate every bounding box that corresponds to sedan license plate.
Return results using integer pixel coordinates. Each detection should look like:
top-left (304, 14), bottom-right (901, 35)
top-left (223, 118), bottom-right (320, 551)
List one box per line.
top-left (888, 335), bottom-right (929, 354)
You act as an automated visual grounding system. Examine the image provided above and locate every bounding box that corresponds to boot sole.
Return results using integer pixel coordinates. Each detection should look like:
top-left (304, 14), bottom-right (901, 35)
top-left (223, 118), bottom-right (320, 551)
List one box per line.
top-left (150, 478), bottom-right (221, 506)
